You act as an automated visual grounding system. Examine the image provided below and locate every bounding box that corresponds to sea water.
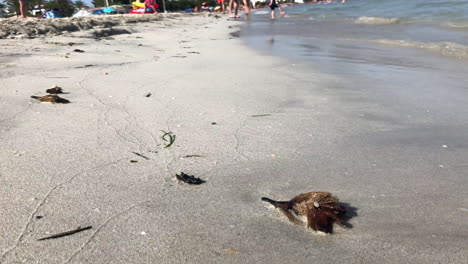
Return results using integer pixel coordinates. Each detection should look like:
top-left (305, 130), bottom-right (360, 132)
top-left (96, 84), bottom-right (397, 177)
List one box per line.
top-left (243, 0), bottom-right (468, 65)
top-left (241, 0), bottom-right (468, 138)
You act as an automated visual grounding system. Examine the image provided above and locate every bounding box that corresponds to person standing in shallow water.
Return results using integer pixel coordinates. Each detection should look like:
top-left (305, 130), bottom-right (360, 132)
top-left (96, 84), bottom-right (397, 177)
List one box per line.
top-left (229, 0), bottom-right (239, 18)
top-left (243, 0), bottom-right (250, 17)
top-left (229, 0), bottom-right (250, 18)
top-left (268, 0), bottom-right (285, 19)
top-left (18, 0), bottom-right (27, 18)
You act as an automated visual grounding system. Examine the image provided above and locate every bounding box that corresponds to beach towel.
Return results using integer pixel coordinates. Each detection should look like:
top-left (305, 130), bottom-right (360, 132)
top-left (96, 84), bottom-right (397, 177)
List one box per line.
top-left (43, 10), bottom-right (59, 18)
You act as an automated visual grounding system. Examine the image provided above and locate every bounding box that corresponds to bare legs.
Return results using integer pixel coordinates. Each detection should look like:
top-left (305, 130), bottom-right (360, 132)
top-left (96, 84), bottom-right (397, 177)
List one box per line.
top-left (271, 6), bottom-right (285, 19)
top-left (145, 5), bottom-right (157, 13)
top-left (242, 0), bottom-right (250, 17)
top-left (19, 0), bottom-right (27, 18)
top-left (219, 0), bottom-right (225, 13)
top-left (229, 0), bottom-right (239, 18)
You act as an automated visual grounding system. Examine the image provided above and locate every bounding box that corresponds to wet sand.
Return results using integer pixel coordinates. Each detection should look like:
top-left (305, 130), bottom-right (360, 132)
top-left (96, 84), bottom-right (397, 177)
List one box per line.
top-left (1, 13), bottom-right (467, 264)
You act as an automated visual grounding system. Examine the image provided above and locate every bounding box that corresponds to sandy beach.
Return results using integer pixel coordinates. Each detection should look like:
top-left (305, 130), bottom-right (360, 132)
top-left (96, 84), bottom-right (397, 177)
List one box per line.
top-left (1, 12), bottom-right (467, 263)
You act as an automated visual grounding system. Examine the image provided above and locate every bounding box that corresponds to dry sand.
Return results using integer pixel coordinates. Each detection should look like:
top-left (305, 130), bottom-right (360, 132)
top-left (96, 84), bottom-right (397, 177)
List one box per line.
top-left (1, 13), bottom-right (467, 264)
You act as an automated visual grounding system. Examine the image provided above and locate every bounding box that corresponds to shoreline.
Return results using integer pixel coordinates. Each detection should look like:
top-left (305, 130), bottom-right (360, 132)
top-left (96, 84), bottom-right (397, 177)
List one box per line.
top-left (1, 13), bottom-right (467, 264)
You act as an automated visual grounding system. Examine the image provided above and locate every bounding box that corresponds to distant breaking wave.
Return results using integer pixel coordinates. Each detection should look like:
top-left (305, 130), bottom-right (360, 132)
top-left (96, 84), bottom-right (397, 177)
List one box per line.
top-left (369, 39), bottom-right (468, 59)
top-left (355, 16), bottom-right (400, 25)
top-left (444, 22), bottom-right (468, 28)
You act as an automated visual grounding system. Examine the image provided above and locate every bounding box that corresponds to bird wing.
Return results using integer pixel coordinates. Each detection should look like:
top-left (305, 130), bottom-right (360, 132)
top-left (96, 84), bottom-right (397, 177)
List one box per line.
top-left (278, 207), bottom-right (303, 225)
top-left (307, 208), bottom-right (333, 233)
top-left (290, 192), bottom-right (332, 204)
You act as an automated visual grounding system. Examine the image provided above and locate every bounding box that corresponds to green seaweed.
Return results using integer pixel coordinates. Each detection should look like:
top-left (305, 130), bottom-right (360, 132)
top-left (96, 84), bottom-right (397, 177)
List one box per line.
top-left (161, 130), bottom-right (176, 148)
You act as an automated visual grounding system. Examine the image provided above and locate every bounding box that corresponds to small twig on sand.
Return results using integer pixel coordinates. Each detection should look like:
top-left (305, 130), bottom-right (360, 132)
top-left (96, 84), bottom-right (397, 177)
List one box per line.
top-left (132, 152), bottom-right (150, 160)
top-left (183, 155), bottom-right (204, 158)
top-left (38, 226), bottom-right (92, 241)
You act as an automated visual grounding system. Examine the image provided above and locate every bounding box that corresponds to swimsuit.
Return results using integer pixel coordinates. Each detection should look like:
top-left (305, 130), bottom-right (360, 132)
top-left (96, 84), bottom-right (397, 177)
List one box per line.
top-left (270, 0), bottom-right (278, 10)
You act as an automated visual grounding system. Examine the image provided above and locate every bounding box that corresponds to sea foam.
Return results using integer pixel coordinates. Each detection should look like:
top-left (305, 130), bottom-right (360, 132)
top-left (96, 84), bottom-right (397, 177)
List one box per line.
top-left (370, 39), bottom-right (468, 59)
top-left (355, 16), bottom-right (400, 25)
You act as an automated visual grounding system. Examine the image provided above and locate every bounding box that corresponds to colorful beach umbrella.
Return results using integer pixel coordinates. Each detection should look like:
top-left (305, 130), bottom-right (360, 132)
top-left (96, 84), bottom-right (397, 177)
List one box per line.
top-left (103, 7), bottom-right (116, 13)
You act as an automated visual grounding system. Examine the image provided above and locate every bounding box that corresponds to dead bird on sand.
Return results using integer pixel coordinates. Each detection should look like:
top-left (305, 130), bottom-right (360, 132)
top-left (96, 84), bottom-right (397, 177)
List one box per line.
top-left (31, 94), bottom-right (70, 104)
top-left (261, 192), bottom-right (350, 234)
top-left (46, 85), bottom-right (67, 94)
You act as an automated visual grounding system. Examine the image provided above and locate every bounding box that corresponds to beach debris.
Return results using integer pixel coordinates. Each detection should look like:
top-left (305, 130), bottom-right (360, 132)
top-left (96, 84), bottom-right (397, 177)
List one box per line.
top-left (145, 93), bottom-right (152, 98)
top-left (251, 114), bottom-right (271, 118)
top-left (132, 152), bottom-right (150, 160)
top-left (229, 31), bottom-right (240, 38)
top-left (175, 172), bottom-right (205, 185)
top-left (37, 226), bottom-right (92, 241)
top-left (183, 154), bottom-right (204, 158)
top-left (74, 64), bottom-right (96, 69)
top-left (130, 160), bottom-right (138, 163)
top-left (261, 192), bottom-right (350, 234)
top-left (172, 55), bottom-right (187, 58)
top-left (46, 85), bottom-right (65, 94)
top-left (188, 51), bottom-right (200, 54)
top-left (211, 122), bottom-right (217, 125)
top-left (161, 131), bottom-right (176, 148)
top-left (226, 248), bottom-right (238, 253)
top-left (35, 216), bottom-right (43, 219)
top-left (73, 49), bottom-right (85, 53)
top-left (31, 95), bottom-right (70, 104)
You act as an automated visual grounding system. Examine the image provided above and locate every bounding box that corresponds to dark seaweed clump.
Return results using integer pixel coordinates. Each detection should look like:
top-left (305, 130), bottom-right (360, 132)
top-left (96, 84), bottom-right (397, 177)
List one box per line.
top-left (176, 172), bottom-right (205, 185)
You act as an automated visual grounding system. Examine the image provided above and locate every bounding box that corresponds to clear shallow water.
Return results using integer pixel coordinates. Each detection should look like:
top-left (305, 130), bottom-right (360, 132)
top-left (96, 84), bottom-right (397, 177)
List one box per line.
top-left (241, 0), bottom-right (468, 131)
top-left (287, 0), bottom-right (468, 21)
top-left (244, 0), bottom-right (468, 61)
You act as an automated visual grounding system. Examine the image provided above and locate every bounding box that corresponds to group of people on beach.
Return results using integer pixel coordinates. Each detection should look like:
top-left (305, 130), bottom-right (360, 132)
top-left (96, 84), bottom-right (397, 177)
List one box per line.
top-left (199, 0), bottom-right (284, 20)
top-left (14, 0), bottom-right (346, 20)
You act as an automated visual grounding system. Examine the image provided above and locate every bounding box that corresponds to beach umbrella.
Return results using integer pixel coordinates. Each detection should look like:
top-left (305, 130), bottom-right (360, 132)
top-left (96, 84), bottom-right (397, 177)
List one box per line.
top-left (73, 10), bottom-right (90, 17)
top-left (92, 9), bottom-right (105, 15)
top-left (103, 7), bottom-right (117, 13)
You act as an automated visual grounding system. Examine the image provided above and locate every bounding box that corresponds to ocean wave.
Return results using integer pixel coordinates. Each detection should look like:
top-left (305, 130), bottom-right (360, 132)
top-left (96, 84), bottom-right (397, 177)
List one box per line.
top-left (355, 16), bottom-right (400, 25)
top-left (444, 22), bottom-right (468, 28)
top-left (369, 39), bottom-right (468, 59)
